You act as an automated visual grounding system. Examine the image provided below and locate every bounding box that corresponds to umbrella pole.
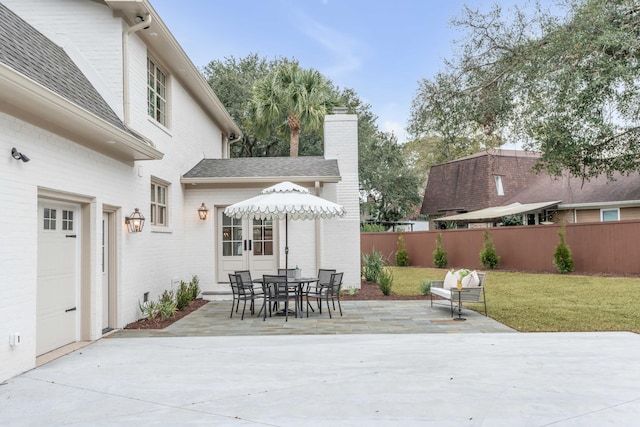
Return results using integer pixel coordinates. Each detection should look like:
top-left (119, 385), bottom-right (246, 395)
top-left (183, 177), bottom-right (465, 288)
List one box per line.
top-left (285, 213), bottom-right (289, 272)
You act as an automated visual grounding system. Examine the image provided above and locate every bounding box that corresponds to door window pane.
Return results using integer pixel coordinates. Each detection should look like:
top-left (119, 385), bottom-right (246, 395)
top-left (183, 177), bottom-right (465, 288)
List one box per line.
top-left (222, 214), bottom-right (243, 256)
top-left (44, 208), bottom-right (56, 230)
top-left (62, 210), bottom-right (74, 231)
top-left (252, 219), bottom-right (273, 256)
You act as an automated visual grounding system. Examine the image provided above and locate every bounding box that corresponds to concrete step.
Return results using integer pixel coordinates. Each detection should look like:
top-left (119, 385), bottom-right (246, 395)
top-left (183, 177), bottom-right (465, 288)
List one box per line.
top-left (201, 293), bottom-right (232, 302)
top-left (201, 284), bottom-right (232, 301)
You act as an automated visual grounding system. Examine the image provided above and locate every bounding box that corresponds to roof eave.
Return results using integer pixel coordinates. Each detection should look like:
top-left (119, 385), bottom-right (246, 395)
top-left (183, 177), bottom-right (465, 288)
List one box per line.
top-left (105, 0), bottom-right (242, 140)
top-left (181, 175), bottom-right (342, 186)
top-left (0, 63), bottom-right (164, 163)
top-left (559, 200), bottom-right (640, 209)
top-left (438, 201), bottom-right (562, 222)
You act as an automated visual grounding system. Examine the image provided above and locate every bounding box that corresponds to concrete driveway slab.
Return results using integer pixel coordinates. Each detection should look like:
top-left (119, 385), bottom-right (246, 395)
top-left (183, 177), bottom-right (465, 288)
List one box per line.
top-left (2, 332), bottom-right (639, 425)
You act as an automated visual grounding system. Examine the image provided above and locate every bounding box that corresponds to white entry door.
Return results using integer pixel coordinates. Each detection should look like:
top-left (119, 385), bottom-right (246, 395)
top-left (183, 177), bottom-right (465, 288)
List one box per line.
top-left (37, 200), bottom-right (79, 355)
top-left (217, 208), bottom-right (278, 282)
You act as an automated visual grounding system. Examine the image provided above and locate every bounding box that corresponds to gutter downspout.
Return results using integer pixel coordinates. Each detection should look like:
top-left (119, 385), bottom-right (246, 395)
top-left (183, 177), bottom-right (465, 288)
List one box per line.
top-left (222, 133), bottom-right (242, 158)
top-left (122, 14), bottom-right (152, 127)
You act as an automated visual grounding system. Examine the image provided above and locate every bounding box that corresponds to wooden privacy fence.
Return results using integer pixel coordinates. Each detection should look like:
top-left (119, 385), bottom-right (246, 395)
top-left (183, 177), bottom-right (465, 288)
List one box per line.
top-left (361, 220), bottom-right (640, 275)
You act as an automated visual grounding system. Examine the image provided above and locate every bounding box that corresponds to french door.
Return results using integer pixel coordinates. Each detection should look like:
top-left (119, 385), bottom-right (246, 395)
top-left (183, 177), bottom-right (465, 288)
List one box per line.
top-left (217, 208), bottom-right (278, 282)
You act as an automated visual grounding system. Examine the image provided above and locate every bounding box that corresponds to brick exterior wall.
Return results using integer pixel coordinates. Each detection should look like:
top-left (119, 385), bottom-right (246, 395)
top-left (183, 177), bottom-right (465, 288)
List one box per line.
top-left (1, 1), bottom-right (361, 382)
top-left (422, 151), bottom-right (541, 221)
top-left (322, 113), bottom-right (361, 288)
top-left (0, 1), bottom-right (226, 382)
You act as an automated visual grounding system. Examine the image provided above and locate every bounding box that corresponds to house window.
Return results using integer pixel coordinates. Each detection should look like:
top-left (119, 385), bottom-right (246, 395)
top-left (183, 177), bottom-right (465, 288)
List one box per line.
top-left (147, 57), bottom-right (167, 126)
top-left (601, 208), bottom-right (619, 222)
top-left (150, 179), bottom-right (168, 226)
top-left (494, 175), bottom-right (504, 196)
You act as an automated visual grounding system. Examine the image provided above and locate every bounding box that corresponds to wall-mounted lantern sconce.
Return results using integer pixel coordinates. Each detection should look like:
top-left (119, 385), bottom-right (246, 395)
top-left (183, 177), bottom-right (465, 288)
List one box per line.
top-left (198, 203), bottom-right (209, 220)
top-left (125, 208), bottom-right (145, 233)
top-left (11, 147), bottom-right (30, 162)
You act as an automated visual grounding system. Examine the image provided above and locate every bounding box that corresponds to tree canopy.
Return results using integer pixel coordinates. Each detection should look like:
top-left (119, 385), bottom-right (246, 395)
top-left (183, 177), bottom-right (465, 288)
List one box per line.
top-left (202, 54), bottom-right (423, 222)
top-left (249, 63), bottom-right (336, 157)
top-left (408, 0), bottom-right (640, 180)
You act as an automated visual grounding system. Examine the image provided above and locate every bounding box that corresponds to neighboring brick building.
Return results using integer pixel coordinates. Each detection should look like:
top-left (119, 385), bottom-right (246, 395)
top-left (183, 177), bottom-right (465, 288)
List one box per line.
top-left (422, 149), bottom-right (640, 228)
top-left (421, 150), bottom-right (541, 224)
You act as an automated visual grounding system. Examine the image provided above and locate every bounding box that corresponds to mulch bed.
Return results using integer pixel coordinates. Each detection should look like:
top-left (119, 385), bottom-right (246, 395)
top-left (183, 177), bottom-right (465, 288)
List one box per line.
top-left (124, 298), bottom-right (209, 330)
top-left (124, 280), bottom-right (429, 330)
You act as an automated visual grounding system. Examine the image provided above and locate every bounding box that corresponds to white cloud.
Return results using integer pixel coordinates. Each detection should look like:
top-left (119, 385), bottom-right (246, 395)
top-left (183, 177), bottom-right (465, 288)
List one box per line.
top-left (381, 119), bottom-right (408, 144)
top-left (293, 11), bottom-right (365, 79)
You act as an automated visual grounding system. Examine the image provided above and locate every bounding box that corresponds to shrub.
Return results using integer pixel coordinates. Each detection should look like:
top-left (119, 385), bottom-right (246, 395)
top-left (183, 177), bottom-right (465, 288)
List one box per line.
top-left (501, 215), bottom-right (523, 226)
top-left (553, 227), bottom-right (574, 274)
top-left (479, 229), bottom-right (500, 269)
top-left (342, 287), bottom-right (358, 297)
top-left (176, 281), bottom-right (191, 311)
top-left (156, 289), bottom-right (177, 319)
top-left (156, 298), bottom-right (177, 320)
top-left (378, 267), bottom-right (393, 295)
top-left (362, 249), bottom-right (384, 282)
top-left (433, 233), bottom-right (448, 268)
top-left (395, 236), bottom-right (410, 266)
top-left (188, 275), bottom-right (201, 301)
top-left (361, 223), bottom-right (387, 232)
top-left (139, 300), bottom-right (158, 319)
top-left (420, 279), bottom-right (431, 295)
top-left (159, 289), bottom-right (175, 305)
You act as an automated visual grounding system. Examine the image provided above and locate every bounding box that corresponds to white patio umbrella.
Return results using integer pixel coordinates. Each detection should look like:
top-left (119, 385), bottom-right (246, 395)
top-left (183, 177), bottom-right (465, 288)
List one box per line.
top-left (224, 181), bottom-right (346, 272)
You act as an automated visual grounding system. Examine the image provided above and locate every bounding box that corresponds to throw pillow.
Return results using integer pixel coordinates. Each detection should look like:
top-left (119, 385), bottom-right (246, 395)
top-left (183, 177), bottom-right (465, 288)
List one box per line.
top-left (443, 270), bottom-right (458, 290)
top-left (462, 270), bottom-right (480, 287)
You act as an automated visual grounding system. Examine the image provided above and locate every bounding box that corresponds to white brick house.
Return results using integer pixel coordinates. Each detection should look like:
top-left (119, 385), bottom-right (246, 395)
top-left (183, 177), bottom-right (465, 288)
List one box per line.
top-left (0, 0), bottom-right (359, 382)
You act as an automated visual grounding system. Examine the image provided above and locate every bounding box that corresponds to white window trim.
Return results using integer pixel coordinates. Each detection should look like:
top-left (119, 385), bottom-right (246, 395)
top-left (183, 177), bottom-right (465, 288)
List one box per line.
top-left (147, 56), bottom-right (169, 128)
top-left (150, 177), bottom-right (170, 229)
top-left (601, 207), bottom-right (620, 222)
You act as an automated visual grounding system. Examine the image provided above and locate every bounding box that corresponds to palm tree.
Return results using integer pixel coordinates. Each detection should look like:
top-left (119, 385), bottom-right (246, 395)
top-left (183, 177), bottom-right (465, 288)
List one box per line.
top-left (249, 63), bottom-right (335, 157)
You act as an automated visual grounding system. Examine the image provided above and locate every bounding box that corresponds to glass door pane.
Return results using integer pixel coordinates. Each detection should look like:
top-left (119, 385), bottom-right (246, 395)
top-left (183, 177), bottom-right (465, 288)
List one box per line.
top-left (252, 219), bottom-right (273, 256)
top-left (222, 214), bottom-right (243, 256)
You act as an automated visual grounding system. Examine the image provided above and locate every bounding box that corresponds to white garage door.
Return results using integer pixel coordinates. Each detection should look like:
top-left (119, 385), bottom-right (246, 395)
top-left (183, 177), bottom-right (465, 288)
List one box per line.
top-left (37, 200), bottom-right (79, 356)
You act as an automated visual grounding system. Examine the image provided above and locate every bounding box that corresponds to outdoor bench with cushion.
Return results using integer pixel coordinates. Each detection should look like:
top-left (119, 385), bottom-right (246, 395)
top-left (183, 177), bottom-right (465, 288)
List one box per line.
top-left (429, 270), bottom-right (487, 316)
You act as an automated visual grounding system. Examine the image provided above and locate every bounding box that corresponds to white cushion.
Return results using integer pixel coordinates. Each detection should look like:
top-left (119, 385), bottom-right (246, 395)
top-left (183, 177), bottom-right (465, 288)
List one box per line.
top-left (443, 271), bottom-right (458, 290)
top-left (462, 270), bottom-right (480, 288)
top-left (430, 287), bottom-right (451, 299)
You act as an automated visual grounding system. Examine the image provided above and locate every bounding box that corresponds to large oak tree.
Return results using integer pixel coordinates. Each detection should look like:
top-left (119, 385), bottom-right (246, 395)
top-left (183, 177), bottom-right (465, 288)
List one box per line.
top-left (409, 0), bottom-right (640, 180)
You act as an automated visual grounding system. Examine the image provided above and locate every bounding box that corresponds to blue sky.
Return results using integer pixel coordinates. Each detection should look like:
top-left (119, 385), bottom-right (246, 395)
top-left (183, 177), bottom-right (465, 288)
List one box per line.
top-left (149, 0), bottom-right (555, 144)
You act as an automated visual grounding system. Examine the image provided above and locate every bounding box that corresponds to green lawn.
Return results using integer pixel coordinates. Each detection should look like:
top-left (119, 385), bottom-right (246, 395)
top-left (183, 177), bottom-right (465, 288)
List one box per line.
top-left (388, 267), bottom-right (640, 333)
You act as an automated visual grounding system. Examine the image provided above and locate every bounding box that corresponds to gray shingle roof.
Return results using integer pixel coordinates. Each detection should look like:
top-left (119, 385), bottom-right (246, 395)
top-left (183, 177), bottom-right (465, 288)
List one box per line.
top-left (0, 3), bottom-right (127, 132)
top-left (422, 149), bottom-right (640, 217)
top-left (504, 172), bottom-right (640, 205)
top-left (183, 157), bottom-right (341, 180)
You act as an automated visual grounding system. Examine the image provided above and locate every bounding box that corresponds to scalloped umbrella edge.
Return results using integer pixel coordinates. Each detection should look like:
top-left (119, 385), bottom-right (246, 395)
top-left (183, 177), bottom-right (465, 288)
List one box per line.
top-left (223, 181), bottom-right (346, 271)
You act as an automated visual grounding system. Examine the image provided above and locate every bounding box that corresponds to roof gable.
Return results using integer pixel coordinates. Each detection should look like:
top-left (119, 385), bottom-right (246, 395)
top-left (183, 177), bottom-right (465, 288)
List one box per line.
top-left (0, 3), bottom-right (162, 161)
top-left (0, 3), bottom-right (126, 132)
top-left (422, 150), bottom-right (541, 216)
